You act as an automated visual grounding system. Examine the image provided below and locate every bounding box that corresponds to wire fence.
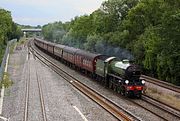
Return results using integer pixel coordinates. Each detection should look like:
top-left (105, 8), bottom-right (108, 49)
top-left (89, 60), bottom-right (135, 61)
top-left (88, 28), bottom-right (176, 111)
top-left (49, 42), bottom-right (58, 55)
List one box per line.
top-left (0, 39), bottom-right (17, 81)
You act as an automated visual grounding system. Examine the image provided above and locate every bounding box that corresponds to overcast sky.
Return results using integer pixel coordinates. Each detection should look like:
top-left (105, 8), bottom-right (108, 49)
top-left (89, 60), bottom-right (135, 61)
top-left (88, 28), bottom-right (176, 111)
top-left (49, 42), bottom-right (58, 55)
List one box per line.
top-left (0, 0), bottom-right (105, 26)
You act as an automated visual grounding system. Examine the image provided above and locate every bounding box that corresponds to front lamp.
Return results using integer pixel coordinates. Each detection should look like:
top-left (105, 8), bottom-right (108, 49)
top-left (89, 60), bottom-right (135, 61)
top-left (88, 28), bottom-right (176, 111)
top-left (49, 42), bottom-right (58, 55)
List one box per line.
top-left (142, 80), bottom-right (145, 84)
top-left (125, 80), bottom-right (129, 84)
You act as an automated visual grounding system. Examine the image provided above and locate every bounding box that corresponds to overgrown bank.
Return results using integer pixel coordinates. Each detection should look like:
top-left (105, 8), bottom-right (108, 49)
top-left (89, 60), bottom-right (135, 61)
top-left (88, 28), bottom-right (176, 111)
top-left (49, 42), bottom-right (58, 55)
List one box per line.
top-left (0, 8), bottom-right (22, 65)
top-left (42, 0), bottom-right (180, 86)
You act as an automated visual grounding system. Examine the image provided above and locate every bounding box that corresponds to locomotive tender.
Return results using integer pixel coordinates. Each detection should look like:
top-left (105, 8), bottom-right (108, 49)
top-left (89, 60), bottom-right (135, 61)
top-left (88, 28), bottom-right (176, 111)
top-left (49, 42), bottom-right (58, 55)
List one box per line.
top-left (34, 38), bottom-right (145, 98)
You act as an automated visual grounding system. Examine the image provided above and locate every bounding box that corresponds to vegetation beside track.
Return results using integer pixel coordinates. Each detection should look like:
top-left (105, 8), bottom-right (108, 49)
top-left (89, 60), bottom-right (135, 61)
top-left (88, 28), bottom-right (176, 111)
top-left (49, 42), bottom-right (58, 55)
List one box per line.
top-left (0, 72), bottom-right (13, 88)
top-left (42, 0), bottom-right (180, 86)
top-left (145, 87), bottom-right (180, 110)
top-left (17, 37), bottom-right (26, 45)
top-left (0, 8), bottom-right (22, 64)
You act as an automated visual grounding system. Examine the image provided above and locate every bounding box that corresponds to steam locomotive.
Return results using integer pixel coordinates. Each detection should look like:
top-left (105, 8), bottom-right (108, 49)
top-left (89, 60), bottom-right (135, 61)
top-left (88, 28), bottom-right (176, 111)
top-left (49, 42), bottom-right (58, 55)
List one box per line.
top-left (34, 38), bottom-right (145, 98)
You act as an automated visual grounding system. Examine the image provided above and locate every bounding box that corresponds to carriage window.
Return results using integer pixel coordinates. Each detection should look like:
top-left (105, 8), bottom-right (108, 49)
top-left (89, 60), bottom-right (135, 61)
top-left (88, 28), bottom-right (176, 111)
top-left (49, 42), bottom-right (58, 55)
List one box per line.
top-left (84, 60), bottom-right (86, 64)
top-left (87, 60), bottom-right (89, 67)
top-left (85, 60), bottom-right (87, 65)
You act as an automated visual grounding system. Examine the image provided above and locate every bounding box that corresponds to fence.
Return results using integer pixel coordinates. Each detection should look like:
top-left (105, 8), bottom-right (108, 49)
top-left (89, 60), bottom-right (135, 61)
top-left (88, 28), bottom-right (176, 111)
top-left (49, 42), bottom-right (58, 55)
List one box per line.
top-left (0, 39), bottom-right (17, 81)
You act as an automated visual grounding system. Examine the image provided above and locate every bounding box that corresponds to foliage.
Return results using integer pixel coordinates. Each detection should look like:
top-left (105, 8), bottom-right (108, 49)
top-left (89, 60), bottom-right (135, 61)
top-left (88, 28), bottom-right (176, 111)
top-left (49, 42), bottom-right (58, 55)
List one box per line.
top-left (42, 21), bottom-right (66, 43)
top-left (0, 72), bottom-right (13, 88)
top-left (0, 46), bottom-right (5, 64)
top-left (0, 8), bottom-right (21, 64)
top-left (42, 0), bottom-right (180, 85)
top-left (0, 8), bottom-right (22, 64)
top-left (123, 0), bottom-right (180, 85)
top-left (84, 34), bottom-right (103, 52)
top-left (0, 9), bottom-right (12, 46)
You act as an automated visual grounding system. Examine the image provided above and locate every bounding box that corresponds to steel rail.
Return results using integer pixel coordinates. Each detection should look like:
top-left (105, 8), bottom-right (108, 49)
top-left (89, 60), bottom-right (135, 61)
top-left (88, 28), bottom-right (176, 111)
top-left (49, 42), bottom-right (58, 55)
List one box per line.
top-left (30, 41), bottom-right (140, 121)
top-left (36, 70), bottom-right (48, 121)
top-left (130, 100), bottom-right (168, 121)
top-left (142, 95), bottom-right (180, 119)
top-left (24, 42), bottom-right (47, 121)
top-left (23, 49), bottom-right (30, 121)
top-left (129, 95), bottom-right (180, 121)
top-left (141, 75), bottom-right (180, 93)
top-left (31, 40), bottom-right (180, 121)
top-left (29, 43), bottom-right (47, 121)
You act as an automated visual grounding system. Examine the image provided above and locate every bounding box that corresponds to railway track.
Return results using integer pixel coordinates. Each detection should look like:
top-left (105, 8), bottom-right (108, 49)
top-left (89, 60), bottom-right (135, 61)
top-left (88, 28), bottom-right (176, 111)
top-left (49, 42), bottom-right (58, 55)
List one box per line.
top-left (36, 68), bottom-right (47, 121)
top-left (29, 40), bottom-right (140, 121)
top-left (129, 94), bottom-right (180, 121)
top-left (142, 95), bottom-right (180, 118)
top-left (23, 56), bottom-right (30, 121)
top-left (141, 75), bottom-right (180, 93)
top-left (24, 46), bottom-right (47, 121)
top-left (30, 39), bottom-right (180, 121)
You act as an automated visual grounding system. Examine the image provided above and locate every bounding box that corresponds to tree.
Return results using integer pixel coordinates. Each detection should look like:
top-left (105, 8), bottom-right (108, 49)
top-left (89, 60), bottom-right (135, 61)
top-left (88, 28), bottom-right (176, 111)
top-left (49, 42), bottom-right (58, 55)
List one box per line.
top-left (70, 15), bottom-right (94, 44)
top-left (0, 9), bottom-right (13, 45)
top-left (42, 21), bottom-right (66, 42)
top-left (0, 8), bottom-right (21, 64)
top-left (41, 0), bottom-right (180, 85)
top-left (84, 34), bottom-right (103, 52)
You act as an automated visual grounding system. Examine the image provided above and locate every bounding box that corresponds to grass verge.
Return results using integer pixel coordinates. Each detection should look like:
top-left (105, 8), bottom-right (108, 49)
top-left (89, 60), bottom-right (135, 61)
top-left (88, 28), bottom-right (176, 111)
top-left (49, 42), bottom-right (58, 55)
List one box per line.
top-left (0, 72), bottom-right (13, 88)
top-left (18, 37), bottom-right (26, 46)
top-left (146, 88), bottom-right (180, 110)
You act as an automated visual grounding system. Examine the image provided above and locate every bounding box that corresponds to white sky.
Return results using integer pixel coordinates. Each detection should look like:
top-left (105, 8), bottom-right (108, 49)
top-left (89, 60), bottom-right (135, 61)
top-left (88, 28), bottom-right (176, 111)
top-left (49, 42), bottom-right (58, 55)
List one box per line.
top-left (0, 0), bottom-right (105, 26)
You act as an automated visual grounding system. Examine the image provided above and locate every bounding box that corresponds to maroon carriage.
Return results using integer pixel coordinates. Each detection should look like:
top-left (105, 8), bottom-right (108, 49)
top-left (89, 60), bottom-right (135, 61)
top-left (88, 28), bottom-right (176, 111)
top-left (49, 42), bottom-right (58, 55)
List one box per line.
top-left (54, 44), bottom-right (66, 58)
top-left (75, 50), bottom-right (102, 73)
top-left (63, 46), bottom-right (79, 64)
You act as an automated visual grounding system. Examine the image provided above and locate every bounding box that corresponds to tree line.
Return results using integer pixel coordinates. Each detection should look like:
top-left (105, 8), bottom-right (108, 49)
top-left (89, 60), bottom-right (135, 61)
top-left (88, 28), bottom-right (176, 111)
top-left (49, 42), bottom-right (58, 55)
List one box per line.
top-left (42, 0), bottom-right (180, 85)
top-left (0, 8), bottom-right (22, 64)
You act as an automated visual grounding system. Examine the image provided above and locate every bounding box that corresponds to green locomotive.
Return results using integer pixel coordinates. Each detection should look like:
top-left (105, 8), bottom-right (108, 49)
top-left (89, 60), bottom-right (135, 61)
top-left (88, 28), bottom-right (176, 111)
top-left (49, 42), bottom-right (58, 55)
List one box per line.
top-left (95, 56), bottom-right (145, 98)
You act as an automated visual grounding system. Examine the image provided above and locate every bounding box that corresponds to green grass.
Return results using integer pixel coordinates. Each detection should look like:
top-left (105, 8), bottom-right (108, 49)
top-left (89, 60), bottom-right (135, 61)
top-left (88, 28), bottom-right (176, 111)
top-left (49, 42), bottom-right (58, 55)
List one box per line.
top-left (0, 46), bottom-right (6, 65)
top-left (0, 72), bottom-right (13, 88)
top-left (10, 42), bottom-right (16, 54)
top-left (17, 37), bottom-right (26, 46)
